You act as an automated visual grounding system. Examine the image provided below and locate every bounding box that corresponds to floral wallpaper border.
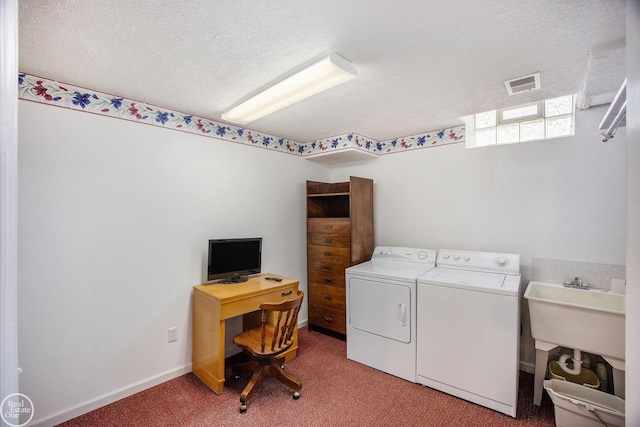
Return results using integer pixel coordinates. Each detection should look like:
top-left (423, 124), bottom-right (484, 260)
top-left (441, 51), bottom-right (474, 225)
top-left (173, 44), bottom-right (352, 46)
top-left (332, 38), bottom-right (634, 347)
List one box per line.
top-left (18, 73), bottom-right (464, 157)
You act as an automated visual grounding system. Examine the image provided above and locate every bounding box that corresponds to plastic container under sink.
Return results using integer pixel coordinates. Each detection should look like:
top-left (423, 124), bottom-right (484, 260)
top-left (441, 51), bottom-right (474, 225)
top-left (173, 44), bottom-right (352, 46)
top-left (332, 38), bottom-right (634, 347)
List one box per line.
top-left (548, 360), bottom-right (600, 389)
top-left (544, 379), bottom-right (625, 427)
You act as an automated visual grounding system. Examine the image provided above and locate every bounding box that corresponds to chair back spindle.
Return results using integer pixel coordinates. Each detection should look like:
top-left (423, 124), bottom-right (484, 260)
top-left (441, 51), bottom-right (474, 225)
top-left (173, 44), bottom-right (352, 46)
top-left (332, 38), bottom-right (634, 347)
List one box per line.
top-left (259, 294), bottom-right (302, 353)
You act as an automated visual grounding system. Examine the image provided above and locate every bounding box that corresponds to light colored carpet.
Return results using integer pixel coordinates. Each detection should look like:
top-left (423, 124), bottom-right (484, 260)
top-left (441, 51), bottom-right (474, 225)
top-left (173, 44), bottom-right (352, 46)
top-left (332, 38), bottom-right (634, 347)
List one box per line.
top-left (57, 327), bottom-right (556, 426)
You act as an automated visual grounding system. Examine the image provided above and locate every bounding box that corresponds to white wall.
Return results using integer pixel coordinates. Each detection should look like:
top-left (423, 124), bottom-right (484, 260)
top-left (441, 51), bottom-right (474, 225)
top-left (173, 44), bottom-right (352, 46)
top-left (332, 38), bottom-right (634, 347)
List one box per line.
top-left (332, 106), bottom-right (627, 368)
top-left (1, 0), bottom-right (19, 407)
top-left (17, 100), bottom-right (331, 425)
top-left (625, 0), bottom-right (640, 422)
top-left (18, 99), bottom-right (629, 425)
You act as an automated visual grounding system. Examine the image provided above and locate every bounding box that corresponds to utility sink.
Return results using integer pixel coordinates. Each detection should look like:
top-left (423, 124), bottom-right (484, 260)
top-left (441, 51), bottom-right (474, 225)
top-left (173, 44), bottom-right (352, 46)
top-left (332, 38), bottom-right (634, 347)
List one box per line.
top-left (524, 281), bottom-right (626, 405)
top-left (525, 281), bottom-right (625, 361)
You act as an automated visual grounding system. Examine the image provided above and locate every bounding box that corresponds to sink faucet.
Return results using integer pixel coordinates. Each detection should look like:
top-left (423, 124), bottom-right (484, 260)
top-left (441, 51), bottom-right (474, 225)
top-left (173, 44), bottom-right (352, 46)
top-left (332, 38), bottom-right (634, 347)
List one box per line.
top-left (564, 277), bottom-right (589, 290)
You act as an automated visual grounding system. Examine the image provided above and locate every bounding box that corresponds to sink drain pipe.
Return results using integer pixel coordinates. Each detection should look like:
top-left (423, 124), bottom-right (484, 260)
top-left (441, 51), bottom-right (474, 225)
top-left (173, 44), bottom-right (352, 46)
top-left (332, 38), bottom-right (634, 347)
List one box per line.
top-left (558, 348), bottom-right (583, 375)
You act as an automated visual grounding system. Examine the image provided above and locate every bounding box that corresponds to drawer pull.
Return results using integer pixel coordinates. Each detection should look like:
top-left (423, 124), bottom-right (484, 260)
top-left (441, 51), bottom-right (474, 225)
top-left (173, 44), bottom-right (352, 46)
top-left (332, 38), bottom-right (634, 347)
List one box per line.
top-left (281, 290), bottom-right (293, 297)
top-left (322, 265), bottom-right (332, 270)
top-left (323, 238), bottom-right (332, 243)
top-left (324, 277), bottom-right (333, 283)
top-left (324, 316), bottom-right (333, 323)
top-left (323, 225), bottom-right (333, 230)
top-left (324, 295), bottom-right (333, 300)
top-left (323, 251), bottom-right (332, 256)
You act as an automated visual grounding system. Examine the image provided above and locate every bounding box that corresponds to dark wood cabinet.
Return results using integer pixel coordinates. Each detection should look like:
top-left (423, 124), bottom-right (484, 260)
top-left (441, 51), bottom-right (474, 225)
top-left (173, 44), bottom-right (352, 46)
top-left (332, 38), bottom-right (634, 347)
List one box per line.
top-left (306, 176), bottom-right (374, 335)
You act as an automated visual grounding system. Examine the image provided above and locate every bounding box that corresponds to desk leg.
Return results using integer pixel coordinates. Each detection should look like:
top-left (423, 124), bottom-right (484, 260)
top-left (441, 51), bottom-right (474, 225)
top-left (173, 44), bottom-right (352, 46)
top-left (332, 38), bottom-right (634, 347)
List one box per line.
top-left (192, 292), bottom-right (226, 394)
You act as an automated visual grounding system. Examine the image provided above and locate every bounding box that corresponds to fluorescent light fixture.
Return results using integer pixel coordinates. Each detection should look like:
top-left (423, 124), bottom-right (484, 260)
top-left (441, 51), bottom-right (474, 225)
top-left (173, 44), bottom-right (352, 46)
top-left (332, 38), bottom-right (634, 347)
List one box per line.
top-left (221, 53), bottom-right (357, 125)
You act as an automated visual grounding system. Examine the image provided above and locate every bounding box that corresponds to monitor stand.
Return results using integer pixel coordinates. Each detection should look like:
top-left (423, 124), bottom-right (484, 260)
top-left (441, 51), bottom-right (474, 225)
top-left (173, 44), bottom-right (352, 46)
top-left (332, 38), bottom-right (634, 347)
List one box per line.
top-left (218, 276), bottom-right (249, 284)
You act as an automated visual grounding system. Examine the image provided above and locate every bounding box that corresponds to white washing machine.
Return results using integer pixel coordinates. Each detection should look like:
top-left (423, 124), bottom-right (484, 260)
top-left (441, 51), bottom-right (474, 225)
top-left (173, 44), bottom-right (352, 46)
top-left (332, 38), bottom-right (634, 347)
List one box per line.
top-left (416, 249), bottom-right (521, 418)
top-left (345, 246), bottom-right (437, 382)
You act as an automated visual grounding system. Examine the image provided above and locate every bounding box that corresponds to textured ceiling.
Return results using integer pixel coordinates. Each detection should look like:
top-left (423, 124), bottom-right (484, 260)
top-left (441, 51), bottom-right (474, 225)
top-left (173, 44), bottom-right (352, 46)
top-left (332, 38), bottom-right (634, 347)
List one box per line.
top-left (18, 0), bottom-right (626, 143)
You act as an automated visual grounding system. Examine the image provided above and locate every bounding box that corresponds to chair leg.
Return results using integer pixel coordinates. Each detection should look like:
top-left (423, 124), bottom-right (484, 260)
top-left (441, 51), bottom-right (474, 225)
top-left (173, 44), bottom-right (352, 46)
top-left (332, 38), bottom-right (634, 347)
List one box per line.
top-left (239, 364), bottom-right (269, 412)
top-left (231, 359), bottom-right (258, 381)
top-left (270, 363), bottom-right (302, 395)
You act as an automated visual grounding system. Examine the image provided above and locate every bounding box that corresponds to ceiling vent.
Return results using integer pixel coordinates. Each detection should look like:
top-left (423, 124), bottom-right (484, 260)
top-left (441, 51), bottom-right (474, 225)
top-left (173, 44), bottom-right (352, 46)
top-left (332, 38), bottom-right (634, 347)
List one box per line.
top-left (504, 73), bottom-right (541, 95)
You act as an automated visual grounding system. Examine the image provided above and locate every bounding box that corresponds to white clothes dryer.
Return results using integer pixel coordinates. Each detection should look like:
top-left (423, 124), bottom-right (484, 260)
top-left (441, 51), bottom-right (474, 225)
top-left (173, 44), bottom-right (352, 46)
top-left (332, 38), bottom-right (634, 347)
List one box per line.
top-left (416, 249), bottom-right (521, 418)
top-left (346, 246), bottom-right (437, 382)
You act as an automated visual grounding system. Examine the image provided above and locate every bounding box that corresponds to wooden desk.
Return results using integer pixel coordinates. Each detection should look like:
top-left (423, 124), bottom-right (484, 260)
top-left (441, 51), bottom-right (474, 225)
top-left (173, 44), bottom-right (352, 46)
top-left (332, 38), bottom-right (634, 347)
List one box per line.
top-left (192, 274), bottom-right (300, 394)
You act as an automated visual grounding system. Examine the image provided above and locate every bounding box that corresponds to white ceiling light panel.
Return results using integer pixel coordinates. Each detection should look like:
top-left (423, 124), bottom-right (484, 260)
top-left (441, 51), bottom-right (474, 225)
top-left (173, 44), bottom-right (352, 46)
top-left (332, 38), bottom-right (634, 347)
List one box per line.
top-left (222, 53), bottom-right (357, 125)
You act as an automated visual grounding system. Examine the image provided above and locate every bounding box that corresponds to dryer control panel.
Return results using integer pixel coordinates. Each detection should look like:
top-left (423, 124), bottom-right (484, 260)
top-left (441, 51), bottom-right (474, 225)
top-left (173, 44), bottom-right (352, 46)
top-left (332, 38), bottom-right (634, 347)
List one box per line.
top-left (436, 249), bottom-right (520, 275)
top-left (372, 246), bottom-right (437, 264)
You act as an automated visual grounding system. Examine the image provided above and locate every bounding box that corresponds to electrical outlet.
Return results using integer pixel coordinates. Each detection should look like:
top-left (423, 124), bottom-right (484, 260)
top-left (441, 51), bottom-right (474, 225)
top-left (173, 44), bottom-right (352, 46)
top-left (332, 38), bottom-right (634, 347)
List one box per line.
top-left (168, 327), bottom-right (178, 343)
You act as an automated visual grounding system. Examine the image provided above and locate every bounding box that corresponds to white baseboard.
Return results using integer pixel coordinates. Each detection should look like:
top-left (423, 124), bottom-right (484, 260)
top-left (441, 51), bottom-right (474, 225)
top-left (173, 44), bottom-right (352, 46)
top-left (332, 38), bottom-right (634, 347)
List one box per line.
top-left (31, 318), bottom-right (317, 426)
top-left (520, 361), bottom-right (536, 374)
top-left (29, 364), bottom-right (192, 427)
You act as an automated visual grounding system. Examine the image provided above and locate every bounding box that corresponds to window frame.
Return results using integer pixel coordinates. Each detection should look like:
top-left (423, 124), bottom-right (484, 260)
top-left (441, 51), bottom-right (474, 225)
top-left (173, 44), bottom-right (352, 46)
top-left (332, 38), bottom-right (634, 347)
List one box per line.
top-left (497, 101), bottom-right (544, 125)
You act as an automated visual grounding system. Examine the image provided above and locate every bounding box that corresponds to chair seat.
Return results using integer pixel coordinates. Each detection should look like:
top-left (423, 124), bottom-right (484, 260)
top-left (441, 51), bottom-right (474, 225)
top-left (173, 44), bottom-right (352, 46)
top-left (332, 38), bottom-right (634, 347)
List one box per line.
top-left (233, 324), bottom-right (290, 359)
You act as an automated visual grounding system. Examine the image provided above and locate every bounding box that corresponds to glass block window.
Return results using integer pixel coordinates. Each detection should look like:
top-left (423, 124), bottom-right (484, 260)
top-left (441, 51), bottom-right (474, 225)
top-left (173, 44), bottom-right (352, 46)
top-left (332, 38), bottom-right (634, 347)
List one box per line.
top-left (500, 102), bottom-right (541, 123)
top-left (546, 115), bottom-right (573, 139)
top-left (475, 110), bottom-right (496, 129)
top-left (476, 127), bottom-right (497, 146)
top-left (462, 95), bottom-right (575, 148)
top-left (520, 119), bottom-right (545, 142)
top-left (545, 95), bottom-right (573, 117)
top-left (497, 123), bottom-right (519, 144)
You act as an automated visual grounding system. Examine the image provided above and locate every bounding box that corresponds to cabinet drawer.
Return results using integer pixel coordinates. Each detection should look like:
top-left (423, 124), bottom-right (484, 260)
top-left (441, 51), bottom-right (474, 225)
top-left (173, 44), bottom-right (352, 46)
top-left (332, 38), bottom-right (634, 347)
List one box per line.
top-left (308, 244), bottom-right (350, 261)
top-left (308, 268), bottom-right (345, 287)
top-left (307, 219), bottom-right (351, 235)
top-left (309, 303), bottom-right (346, 334)
top-left (309, 283), bottom-right (345, 311)
top-left (307, 233), bottom-right (350, 248)
top-left (308, 256), bottom-right (350, 274)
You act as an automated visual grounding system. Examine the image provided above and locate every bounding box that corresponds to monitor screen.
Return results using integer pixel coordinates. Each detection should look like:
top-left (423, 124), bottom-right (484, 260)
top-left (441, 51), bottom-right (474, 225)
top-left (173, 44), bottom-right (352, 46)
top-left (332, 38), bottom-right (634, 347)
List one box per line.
top-left (207, 238), bottom-right (262, 283)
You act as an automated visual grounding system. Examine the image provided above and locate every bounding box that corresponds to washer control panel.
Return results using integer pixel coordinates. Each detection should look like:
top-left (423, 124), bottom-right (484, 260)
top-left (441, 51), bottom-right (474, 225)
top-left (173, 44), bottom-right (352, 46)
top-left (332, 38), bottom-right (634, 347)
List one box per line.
top-left (372, 246), bottom-right (438, 264)
top-left (436, 249), bottom-right (520, 275)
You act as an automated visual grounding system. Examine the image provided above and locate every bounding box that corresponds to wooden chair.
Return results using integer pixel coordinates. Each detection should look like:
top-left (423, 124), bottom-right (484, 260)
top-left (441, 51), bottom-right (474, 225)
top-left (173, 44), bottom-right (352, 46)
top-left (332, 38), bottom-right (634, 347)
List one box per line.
top-left (232, 290), bottom-right (304, 413)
